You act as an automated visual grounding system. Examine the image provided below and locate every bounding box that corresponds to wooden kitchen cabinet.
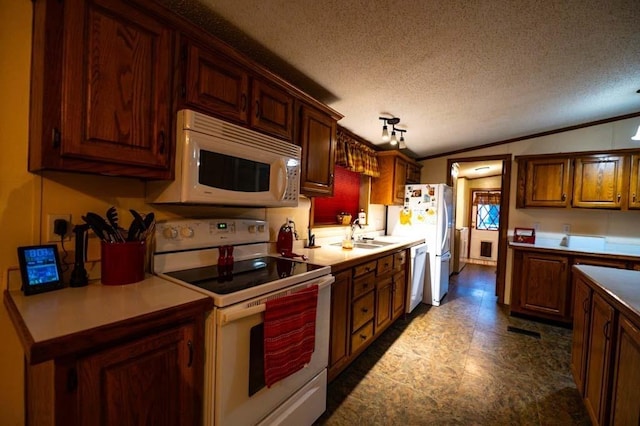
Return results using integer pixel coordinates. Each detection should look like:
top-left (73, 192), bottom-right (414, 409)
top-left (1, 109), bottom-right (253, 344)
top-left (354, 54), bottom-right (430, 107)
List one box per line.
top-left (583, 292), bottom-right (616, 425)
top-left (371, 151), bottom-right (418, 205)
top-left (328, 247), bottom-right (410, 381)
top-left (573, 154), bottom-right (626, 209)
top-left (517, 157), bottom-right (572, 208)
top-left (297, 103), bottom-right (338, 196)
top-left (571, 276), bottom-right (592, 395)
top-left (328, 270), bottom-right (351, 380)
top-left (406, 162), bottom-right (422, 183)
top-left (30, 0), bottom-right (174, 179)
top-left (76, 323), bottom-right (197, 426)
top-left (629, 154), bottom-right (640, 209)
top-left (183, 41), bottom-right (250, 125)
top-left (250, 78), bottom-right (294, 140)
top-left (609, 314), bottom-right (640, 425)
top-left (511, 251), bottom-right (571, 323)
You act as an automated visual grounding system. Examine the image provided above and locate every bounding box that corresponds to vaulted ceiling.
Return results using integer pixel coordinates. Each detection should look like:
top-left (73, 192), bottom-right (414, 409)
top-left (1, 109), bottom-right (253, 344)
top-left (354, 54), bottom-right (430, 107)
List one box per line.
top-left (162, 0), bottom-right (640, 158)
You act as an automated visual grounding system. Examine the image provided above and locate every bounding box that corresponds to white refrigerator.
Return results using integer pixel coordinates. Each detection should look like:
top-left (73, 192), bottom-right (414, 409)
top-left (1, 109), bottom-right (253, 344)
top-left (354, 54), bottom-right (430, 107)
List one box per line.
top-left (387, 183), bottom-right (453, 306)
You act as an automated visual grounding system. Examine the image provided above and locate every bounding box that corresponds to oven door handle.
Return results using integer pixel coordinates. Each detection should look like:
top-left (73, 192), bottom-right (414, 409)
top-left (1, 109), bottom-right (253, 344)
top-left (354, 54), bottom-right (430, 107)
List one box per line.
top-left (219, 274), bottom-right (334, 325)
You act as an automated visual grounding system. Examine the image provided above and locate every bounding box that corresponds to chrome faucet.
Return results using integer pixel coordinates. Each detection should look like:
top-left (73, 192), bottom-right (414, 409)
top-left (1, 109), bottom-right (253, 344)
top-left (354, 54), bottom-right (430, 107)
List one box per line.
top-left (350, 218), bottom-right (363, 240)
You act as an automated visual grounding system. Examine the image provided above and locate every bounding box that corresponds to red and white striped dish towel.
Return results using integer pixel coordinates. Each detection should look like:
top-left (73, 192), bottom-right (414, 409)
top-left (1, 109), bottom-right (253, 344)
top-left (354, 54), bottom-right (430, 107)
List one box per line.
top-left (263, 284), bottom-right (318, 387)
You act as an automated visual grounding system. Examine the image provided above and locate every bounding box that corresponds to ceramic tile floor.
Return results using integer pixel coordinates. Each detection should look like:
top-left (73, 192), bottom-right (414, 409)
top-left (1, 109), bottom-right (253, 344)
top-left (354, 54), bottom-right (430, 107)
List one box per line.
top-left (316, 264), bottom-right (591, 425)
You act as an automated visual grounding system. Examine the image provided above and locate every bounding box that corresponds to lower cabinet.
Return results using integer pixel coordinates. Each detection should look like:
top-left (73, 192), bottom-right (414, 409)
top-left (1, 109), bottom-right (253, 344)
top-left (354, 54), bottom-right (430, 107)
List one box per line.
top-left (26, 320), bottom-right (204, 426)
top-left (571, 267), bottom-right (640, 426)
top-left (328, 248), bottom-right (409, 382)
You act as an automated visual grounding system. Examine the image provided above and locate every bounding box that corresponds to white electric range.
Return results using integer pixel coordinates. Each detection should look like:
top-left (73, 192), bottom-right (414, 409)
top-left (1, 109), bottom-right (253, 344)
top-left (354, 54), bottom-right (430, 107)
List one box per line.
top-left (153, 218), bottom-right (333, 426)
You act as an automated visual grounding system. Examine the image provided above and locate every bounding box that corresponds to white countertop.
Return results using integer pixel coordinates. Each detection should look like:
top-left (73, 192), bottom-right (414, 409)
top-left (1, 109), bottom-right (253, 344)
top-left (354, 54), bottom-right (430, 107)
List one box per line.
top-left (509, 235), bottom-right (640, 258)
top-left (288, 235), bottom-right (425, 267)
top-left (574, 265), bottom-right (640, 320)
top-left (6, 275), bottom-right (211, 345)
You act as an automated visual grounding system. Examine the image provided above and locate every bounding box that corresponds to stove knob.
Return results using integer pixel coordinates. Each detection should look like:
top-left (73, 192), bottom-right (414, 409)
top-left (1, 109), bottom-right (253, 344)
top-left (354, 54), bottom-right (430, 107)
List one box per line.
top-left (258, 224), bottom-right (265, 233)
top-left (180, 227), bottom-right (194, 238)
top-left (163, 227), bottom-right (178, 239)
top-left (248, 225), bottom-right (256, 233)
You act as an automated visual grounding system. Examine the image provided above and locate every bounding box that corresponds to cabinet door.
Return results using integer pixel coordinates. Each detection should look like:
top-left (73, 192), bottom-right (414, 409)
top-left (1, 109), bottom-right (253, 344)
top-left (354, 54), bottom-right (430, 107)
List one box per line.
top-left (62, 0), bottom-right (172, 171)
top-left (184, 42), bottom-right (249, 124)
top-left (375, 276), bottom-right (393, 333)
top-left (524, 158), bottom-right (572, 207)
top-left (406, 162), bottom-right (422, 183)
top-left (328, 270), bottom-right (351, 380)
top-left (78, 323), bottom-right (197, 426)
top-left (520, 252), bottom-right (570, 321)
top-left (573, 155), bottom-right (625, 209)
top-left (584, 292), bottom-right (615, 425)
top-left (609, 315), bottom-right (640, 425)
top-left (393, 157), bottom-right (408, 205)
top-left (392, 270), bottom-right (406, 320)
top-left (629, 154), bottom-right (640, 209)
top-left (250, 79), bottom-right (294, 140)
top-left (298, 104), bottom-right (337, 196)
top-left (571, 277), bottom-right (592, 395)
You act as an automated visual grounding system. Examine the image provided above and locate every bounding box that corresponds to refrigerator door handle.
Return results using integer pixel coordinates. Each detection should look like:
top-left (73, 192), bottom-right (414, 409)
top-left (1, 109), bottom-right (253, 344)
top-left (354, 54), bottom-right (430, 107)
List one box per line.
top-left (439, 252), bottom-right (452, 260)
top-left (441, 199), bottom-right (449, 253)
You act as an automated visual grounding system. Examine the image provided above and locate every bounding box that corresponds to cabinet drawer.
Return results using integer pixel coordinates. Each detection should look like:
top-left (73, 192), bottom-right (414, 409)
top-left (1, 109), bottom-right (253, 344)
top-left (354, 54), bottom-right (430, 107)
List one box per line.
top-left (353, 272), bottom-right (375, 299)
top-left (394, 251), bottom-right (406, 270)
top-left (376, 255), bottom-right (394, 276)
top-left (354, 261), bottom-right (377, 277)
top-left (351, 321), bottom-right (374, 354)
top-left (352, 291), bottom-right (374, 331)
top-left (376, 275), bottom-right (392, 290)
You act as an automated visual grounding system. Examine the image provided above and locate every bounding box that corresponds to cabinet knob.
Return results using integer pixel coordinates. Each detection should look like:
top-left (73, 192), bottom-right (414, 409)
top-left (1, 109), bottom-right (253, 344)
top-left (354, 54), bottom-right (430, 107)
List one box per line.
top-left (362, 307), bottom-right (369, 313)
top-left (359, 334), bottom-right (367, 340)
top-left (187, 340), bottom-right (193, 367)
top-left (617, 193), bottom-right (621, 202)
top-left (241, 94), bottom-right (247, 112)
top-left (582, 297), bottom-right (589, 314)
top-left (633, 193), bottom-right (637, 202)
top-left (603, 321), bottom-right (611, 340)
top-left (363, 283), bottom-right (369, 288)
top-left (255, 100), bottom-right (260, 118)
top-left (561, 193), bottom-right (566, 201)
top-left (158, 130), bottom-right (165, 154)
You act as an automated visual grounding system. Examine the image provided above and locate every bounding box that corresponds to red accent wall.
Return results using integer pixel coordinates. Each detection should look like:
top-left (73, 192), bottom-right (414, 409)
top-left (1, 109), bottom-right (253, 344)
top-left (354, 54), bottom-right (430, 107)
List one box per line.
top-left (314, 166), bottom-right (360, 224)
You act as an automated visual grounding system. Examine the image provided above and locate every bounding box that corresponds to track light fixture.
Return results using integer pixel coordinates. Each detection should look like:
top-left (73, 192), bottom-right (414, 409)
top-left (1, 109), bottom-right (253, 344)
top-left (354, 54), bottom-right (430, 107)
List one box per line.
top-left (379, 116), bottom-right (407, 148)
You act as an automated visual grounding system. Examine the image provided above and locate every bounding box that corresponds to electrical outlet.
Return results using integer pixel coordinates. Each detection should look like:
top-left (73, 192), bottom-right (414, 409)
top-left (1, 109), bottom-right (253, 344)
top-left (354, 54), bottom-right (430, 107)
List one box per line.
top-left (532, 222), bottom-right (540, 231)
top-left (47, 214), bottom-right (71, 242)
top-left (562, 224), bottom-right (571, 234)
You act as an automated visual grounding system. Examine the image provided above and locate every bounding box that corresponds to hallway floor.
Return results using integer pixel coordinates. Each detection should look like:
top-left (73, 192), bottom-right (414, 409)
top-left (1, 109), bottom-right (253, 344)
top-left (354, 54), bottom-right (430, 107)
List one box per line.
top-left (317, 264), bottom-right (591, 425)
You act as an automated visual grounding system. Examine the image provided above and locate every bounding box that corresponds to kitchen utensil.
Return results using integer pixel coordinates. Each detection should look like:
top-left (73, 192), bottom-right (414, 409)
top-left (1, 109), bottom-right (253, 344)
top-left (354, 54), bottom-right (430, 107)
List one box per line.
top-left (280, 250), bottom-right (308, 261)
top-left (105, 206), bottom-right (125, 242)
top-left (82, 213), bottom-right (112, 242)
top-left (127, 209), bottom-right (146, 241)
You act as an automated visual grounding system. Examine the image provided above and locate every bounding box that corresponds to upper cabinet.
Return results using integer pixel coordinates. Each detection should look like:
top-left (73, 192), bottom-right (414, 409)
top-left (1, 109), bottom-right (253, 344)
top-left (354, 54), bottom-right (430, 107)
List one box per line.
top-left (573, 154), bottom-right (625, 209)
top-left (371, 151), bottom-right (421, 205)
top-left (29, 0), bottom-right (341, 180)
top-left (183, 42), bottom-right (250, 124)
top-left (297, 103), bottom-right (338, 196)
top-left (516, 149), bottom-right (640, 211)
top-left (519, 157), bottom-right (572, 208)
top-left (250, 79), bottom-right (294, 141)
top-left (182, 40), bottom-right (294, 141)
top-left (30, 0), bottom-right (174, 179)
top-left (629, 154), bottom-right (640, 209)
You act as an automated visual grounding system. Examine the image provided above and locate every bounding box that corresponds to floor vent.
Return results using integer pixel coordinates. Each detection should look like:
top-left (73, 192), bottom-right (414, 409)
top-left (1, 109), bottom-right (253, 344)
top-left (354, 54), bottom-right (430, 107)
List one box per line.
top-left (507, 326), bottom-right (541, 339)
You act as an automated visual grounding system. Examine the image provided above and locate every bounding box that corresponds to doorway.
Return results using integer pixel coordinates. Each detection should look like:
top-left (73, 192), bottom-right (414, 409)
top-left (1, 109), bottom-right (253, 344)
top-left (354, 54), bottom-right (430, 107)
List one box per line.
top-left (447, 155), bottom-right (511, 304)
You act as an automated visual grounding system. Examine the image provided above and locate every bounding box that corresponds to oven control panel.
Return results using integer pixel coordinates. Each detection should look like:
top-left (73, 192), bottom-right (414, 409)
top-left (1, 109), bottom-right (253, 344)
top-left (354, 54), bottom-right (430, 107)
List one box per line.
top-left (155, 219), bottom-right (268, 253)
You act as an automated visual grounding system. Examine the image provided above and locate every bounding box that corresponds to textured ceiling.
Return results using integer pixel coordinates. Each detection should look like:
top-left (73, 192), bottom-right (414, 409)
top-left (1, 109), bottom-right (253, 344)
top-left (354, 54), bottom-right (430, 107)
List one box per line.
top-left (162, 0), bottom-right (640, 158)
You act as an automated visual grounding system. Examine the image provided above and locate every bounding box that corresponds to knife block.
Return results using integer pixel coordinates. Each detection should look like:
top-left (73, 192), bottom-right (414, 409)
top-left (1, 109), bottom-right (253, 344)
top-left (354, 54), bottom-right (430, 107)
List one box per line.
top-left (101, 241), bottom-right (146, 285)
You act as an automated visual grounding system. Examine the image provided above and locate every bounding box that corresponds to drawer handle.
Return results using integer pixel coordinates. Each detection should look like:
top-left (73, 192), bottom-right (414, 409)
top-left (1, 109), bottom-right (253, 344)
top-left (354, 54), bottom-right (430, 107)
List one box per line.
top-left (365, 267), bottom-right (371, 272)
top-left (363, 283), bottom-right (369, 288)
top-left (361, 308), bottom-right (369, 313)
top-left (359, 334), bottom-right (367, 340)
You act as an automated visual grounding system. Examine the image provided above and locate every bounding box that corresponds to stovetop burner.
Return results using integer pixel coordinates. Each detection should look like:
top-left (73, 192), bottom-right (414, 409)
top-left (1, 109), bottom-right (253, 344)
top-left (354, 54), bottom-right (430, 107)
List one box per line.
top-left (164, 256), bottom-right (325, 295)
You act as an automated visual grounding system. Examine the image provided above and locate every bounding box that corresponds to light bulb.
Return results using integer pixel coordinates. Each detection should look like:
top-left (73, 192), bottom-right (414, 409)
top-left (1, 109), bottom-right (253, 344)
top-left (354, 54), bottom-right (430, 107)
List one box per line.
top-left (399, 135), bottom-right (406, 149)
top-left (381, 125), bottom-right (390, 142)
top-left (632, 125), bottom-right (640, 141)
top-left (390, 130), bottom-right (398, 145)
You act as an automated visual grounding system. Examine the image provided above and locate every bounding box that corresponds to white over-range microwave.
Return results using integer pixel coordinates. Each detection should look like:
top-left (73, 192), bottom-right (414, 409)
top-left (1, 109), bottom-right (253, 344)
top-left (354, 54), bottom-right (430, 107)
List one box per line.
top-left (146, 109), bottom-right (301, 207)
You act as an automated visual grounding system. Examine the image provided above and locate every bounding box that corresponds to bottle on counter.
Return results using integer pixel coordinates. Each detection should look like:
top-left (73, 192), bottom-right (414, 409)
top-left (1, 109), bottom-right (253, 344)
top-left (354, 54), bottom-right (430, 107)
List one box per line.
top-left (358, 209), bottom-right (366, 224)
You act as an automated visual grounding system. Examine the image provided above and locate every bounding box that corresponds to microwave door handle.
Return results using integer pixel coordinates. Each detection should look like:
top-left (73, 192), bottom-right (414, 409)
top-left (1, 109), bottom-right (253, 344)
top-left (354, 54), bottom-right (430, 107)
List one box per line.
top-left (275, 159), bottom-right (288, 201)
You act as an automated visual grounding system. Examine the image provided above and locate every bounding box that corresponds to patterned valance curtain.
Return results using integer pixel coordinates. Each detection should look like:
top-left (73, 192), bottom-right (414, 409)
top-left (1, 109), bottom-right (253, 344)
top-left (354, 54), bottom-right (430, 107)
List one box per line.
top-left (473, 191), bottom-right (501, 205)
top-left (335, 128), bottom-right (380, 177)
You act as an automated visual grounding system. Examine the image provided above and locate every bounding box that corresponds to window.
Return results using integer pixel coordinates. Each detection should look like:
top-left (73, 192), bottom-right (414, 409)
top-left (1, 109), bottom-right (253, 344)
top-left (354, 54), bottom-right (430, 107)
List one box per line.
top-left (473, 191), bottom-right (501, 231)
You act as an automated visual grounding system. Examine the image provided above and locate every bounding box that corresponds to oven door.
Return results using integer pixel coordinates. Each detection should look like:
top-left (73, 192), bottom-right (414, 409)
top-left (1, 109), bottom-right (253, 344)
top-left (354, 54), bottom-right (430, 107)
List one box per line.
top-left (214, 274), bottom-right (333, 426)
